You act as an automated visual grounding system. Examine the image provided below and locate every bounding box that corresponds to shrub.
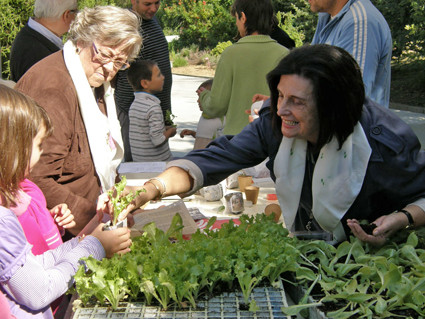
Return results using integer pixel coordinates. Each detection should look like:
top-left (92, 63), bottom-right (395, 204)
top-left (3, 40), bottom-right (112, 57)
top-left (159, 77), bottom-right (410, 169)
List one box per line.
top-left (157, 0), bottom-right (236, 50)
top-left (171, 55), bottom-right (188, 68)
top-left (211, 41), bottom-right (232, 56)
top-left (273, 0), bottom-right (316, 43)
top-left (373, 0), bottom-right (425, 60)
top-left (0, 0), bottom-right (34, 78)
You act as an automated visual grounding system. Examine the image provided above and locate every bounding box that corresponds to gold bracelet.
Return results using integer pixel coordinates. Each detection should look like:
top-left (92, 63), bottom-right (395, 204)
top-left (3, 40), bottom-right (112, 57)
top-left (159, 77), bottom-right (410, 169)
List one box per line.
top-left (144, 178), bottom-right (167, 200)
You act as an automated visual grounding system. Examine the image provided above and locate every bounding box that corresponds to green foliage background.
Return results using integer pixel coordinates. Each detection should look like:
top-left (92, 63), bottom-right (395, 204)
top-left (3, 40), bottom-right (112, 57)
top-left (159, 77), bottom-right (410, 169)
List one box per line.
top-left (1, 0), bottom-right (424, 79)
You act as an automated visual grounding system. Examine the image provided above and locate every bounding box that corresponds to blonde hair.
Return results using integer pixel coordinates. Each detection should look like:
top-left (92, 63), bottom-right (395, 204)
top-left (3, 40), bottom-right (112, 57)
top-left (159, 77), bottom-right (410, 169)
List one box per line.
top-left (68, 6), bottom-right (142, 62)
top-left (0, 85), bottom-right (53, 207)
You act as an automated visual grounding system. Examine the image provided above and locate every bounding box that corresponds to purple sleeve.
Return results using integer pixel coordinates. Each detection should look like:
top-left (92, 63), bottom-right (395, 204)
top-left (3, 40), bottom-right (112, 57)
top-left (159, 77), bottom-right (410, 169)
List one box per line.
top-left (0, 206), bottom-right (105, 311)
top-left (0, 207), bottom-right (32, 282)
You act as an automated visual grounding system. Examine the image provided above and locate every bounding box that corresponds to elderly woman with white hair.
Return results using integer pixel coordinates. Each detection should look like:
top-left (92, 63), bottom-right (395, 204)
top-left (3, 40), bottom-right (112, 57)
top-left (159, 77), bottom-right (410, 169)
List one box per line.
top-left (16, 6), bottom-right (142, 236)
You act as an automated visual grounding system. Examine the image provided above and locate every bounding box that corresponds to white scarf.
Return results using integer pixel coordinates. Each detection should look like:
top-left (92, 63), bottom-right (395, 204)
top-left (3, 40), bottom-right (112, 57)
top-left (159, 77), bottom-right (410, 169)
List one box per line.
top-left (274, 123), bottom-right (372, 242)
top-left (63, 41), bottom-right (124, 191)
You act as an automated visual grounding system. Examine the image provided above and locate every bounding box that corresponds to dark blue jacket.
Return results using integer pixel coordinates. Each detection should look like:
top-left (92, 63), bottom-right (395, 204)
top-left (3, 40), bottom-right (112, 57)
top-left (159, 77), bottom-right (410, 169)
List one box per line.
top-left (182, 99), bottom-right (425, 231)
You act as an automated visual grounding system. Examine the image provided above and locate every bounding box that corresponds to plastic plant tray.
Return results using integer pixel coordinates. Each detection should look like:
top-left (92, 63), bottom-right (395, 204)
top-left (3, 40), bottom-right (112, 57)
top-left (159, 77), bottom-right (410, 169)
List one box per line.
top-left (71, 281), bottom-right (289, 319)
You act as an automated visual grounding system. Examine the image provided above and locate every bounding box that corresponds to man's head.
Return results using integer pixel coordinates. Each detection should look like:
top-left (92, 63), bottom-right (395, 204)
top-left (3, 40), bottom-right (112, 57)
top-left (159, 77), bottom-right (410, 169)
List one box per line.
top-left (34, 0), bottom-right (78, 36)
top-left (131, 0), bottom-right (161, 20)
top-left (308, 0), bottom-right (348, 17)
top-left (127, 60), bottom-right (165, 94)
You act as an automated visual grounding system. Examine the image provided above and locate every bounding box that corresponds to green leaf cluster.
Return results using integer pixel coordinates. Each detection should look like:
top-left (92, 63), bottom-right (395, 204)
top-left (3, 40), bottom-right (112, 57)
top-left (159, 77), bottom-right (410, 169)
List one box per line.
top-left (157, 0), bottom-right (236, 50)
top-left (72, 213), bottom-right (301, 310)
top-left (108, 176), bottom-right (145, 225)
top-left (283, 230), bottom-right (425, 318)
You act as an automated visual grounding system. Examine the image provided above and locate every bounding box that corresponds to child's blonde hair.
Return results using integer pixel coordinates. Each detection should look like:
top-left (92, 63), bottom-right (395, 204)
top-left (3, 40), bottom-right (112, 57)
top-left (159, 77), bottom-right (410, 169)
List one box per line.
top-left (0, 85), bottom-right (53, 207)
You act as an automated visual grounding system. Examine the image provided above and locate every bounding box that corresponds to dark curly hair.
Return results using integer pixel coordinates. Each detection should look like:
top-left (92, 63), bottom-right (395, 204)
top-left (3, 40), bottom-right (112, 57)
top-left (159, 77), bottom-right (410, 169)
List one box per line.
top-left (267, 44), bottom-right (365, 150)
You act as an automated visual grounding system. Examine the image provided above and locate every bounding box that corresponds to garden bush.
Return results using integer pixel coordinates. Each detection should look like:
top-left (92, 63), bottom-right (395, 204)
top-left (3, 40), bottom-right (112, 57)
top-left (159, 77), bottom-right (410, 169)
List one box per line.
top-left (0, 0), bottom-right (34, 78)
top-left (1, 0), bottom-right (424, 79)
top-left (157, 0), bottom-right (236, 50)
top-left (373, 0), bottom-right (425, 60)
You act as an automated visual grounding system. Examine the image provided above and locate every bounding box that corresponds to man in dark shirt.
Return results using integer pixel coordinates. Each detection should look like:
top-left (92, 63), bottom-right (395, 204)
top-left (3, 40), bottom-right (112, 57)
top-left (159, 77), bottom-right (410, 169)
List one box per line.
top-left (10, 0), bottom-right (77, 82)
top-left (114, 0), bottom-right (173, 162)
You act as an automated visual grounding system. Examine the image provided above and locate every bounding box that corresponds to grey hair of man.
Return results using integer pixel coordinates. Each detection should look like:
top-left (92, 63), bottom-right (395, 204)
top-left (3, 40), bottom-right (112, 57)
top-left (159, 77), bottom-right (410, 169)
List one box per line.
top-left (34, 0), bottom-right (78, 19)
top-left (67, 6), bottom-right (142, 62)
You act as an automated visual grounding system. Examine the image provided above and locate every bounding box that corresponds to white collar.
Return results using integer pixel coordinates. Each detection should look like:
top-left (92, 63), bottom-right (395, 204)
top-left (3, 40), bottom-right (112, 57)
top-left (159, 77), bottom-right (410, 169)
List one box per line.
top-left (28, 17), bottom-right (64, 49)
top-left (63, 41), bottom-right (124, 191)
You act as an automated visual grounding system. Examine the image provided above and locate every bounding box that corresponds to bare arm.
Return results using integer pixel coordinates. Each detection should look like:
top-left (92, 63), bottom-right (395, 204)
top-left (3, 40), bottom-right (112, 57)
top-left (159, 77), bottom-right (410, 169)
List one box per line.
top-left (97, 167), bottom-right (194, 221)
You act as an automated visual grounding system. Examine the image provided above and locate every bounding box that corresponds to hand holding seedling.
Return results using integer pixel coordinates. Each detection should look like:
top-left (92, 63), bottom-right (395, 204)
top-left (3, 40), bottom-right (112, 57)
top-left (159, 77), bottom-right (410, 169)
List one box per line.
top-left (96, 176), bottom-right (145, 225)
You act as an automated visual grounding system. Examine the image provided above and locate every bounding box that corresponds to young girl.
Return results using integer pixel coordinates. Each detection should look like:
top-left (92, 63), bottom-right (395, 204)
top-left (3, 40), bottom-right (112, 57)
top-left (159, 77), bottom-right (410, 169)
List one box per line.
top-left (9, 114), bottom-right (75, 256)
top-left (0, 84), bottom-right (132, 319)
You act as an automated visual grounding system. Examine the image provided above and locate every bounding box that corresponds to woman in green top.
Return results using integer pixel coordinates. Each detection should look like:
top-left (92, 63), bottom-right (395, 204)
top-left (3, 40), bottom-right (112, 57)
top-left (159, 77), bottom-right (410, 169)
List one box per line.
top-left (198, 0), bottom-right (289, 135)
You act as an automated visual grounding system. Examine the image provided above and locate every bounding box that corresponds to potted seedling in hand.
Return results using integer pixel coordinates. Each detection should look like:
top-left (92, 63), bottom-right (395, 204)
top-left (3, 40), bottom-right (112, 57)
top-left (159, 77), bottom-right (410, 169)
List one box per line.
top-left (103, 176), bottom-right (145, 230)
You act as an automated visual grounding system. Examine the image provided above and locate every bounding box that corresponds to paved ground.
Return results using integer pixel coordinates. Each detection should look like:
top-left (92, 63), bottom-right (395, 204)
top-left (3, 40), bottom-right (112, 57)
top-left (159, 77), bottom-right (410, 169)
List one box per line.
top-left (169, 74), bottom-right (425, 158)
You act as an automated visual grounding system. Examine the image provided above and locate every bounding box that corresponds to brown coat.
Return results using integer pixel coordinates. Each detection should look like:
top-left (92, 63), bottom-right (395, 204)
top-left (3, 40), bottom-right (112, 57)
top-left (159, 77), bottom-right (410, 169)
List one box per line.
top-left (16, 51), bottom-right (102, 235)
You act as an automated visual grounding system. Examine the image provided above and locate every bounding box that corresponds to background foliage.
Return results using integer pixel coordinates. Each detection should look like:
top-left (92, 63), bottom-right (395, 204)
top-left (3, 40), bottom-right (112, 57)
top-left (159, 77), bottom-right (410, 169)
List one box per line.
top-left (1, 0), bottom-right (424, 79)
top-left (157, 0), bottom-right (236, 50)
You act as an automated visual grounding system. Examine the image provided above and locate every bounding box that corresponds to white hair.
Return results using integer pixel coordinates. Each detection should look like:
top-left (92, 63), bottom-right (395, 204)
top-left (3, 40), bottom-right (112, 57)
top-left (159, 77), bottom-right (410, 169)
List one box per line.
top-left (68, 6), bottom-right (142, 62)
top-left (34, 0), bottom-right (78, 19)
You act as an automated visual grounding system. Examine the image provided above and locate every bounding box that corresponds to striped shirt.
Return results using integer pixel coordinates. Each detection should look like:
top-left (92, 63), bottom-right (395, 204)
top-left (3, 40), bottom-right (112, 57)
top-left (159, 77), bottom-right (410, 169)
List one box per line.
top-left (114, 16), bottom-right (172, 119)
top-left (129, 92), bottom-right (173, 162)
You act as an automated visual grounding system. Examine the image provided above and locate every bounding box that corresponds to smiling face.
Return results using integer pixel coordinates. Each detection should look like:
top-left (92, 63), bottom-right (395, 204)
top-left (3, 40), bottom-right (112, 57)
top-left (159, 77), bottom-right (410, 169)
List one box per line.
top-left (78, 41), bottom-right (129, 87)
top-left (132, 0), bottom-right (160, 20)
top-left (276, 74), bottom-right (320, 145)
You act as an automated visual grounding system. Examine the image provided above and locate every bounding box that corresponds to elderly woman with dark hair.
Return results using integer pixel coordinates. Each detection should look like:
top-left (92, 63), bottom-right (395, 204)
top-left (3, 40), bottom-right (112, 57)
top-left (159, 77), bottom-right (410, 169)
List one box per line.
top-left (16, 6), bottom-right (142, 235)
top-left (98, 44), bottom-right (425, 246)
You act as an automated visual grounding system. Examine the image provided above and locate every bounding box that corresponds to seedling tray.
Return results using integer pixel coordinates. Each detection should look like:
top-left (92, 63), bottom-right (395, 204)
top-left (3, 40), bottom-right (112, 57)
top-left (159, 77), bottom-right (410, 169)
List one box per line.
top-left (70, 281), bottom-right (289, 319)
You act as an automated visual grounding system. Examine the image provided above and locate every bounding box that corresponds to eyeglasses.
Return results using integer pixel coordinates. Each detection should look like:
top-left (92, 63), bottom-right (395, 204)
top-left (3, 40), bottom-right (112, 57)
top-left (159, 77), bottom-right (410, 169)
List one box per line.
top-left (69, 9), bottom-right (79, 14)
top-left (92, 43), bottom-right (130, 71)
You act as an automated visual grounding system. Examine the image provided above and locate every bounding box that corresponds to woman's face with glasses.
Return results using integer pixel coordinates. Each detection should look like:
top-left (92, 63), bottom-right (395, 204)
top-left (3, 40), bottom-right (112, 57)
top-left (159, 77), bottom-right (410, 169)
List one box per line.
top-left (77, 41), bottom-right (130, 87)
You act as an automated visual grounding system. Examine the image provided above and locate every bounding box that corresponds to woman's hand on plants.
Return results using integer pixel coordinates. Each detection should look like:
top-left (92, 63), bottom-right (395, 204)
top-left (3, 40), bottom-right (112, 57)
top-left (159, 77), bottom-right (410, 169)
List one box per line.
top-left (347, 214), bottom-right (405, 246)
top-left (90, 224), bottom-right (132, 258)
top-left (50, 203), bottom-right (76, 229)
top-left (347, 219), bottom-right (386, 246)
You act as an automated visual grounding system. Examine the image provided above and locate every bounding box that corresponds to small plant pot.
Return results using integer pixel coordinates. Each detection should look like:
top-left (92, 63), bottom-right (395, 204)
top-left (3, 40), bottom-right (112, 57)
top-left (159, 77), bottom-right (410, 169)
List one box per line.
top-left (224, 192), bottom-right (244, 214)
top-left (102, 218), bottom-right (127, 231)
top-left (237, 175), bottom-right (253, 192)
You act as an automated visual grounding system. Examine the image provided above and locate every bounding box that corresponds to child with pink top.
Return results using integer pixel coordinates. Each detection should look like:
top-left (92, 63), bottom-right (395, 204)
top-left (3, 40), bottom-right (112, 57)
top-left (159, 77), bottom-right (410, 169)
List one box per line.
top-left (11, 179), bottom-right (75, 255)
top-left (0, 84), bottom-right (132, 319)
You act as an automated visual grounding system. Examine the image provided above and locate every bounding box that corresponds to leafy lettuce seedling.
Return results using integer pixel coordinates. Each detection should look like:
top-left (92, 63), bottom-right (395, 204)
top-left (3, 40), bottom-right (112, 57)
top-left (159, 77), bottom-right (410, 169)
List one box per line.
top-left (108, 176), bottom-right (145, 225)
top-left (165, 110), bottom-right (177, 127)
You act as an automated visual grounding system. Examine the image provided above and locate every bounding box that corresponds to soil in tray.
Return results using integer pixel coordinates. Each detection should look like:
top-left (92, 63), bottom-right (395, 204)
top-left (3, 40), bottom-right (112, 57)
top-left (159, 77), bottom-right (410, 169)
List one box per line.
top-left (318, 302), bottom-right (421, 319)
top-left (359, 223), bottom-right (377, 235)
